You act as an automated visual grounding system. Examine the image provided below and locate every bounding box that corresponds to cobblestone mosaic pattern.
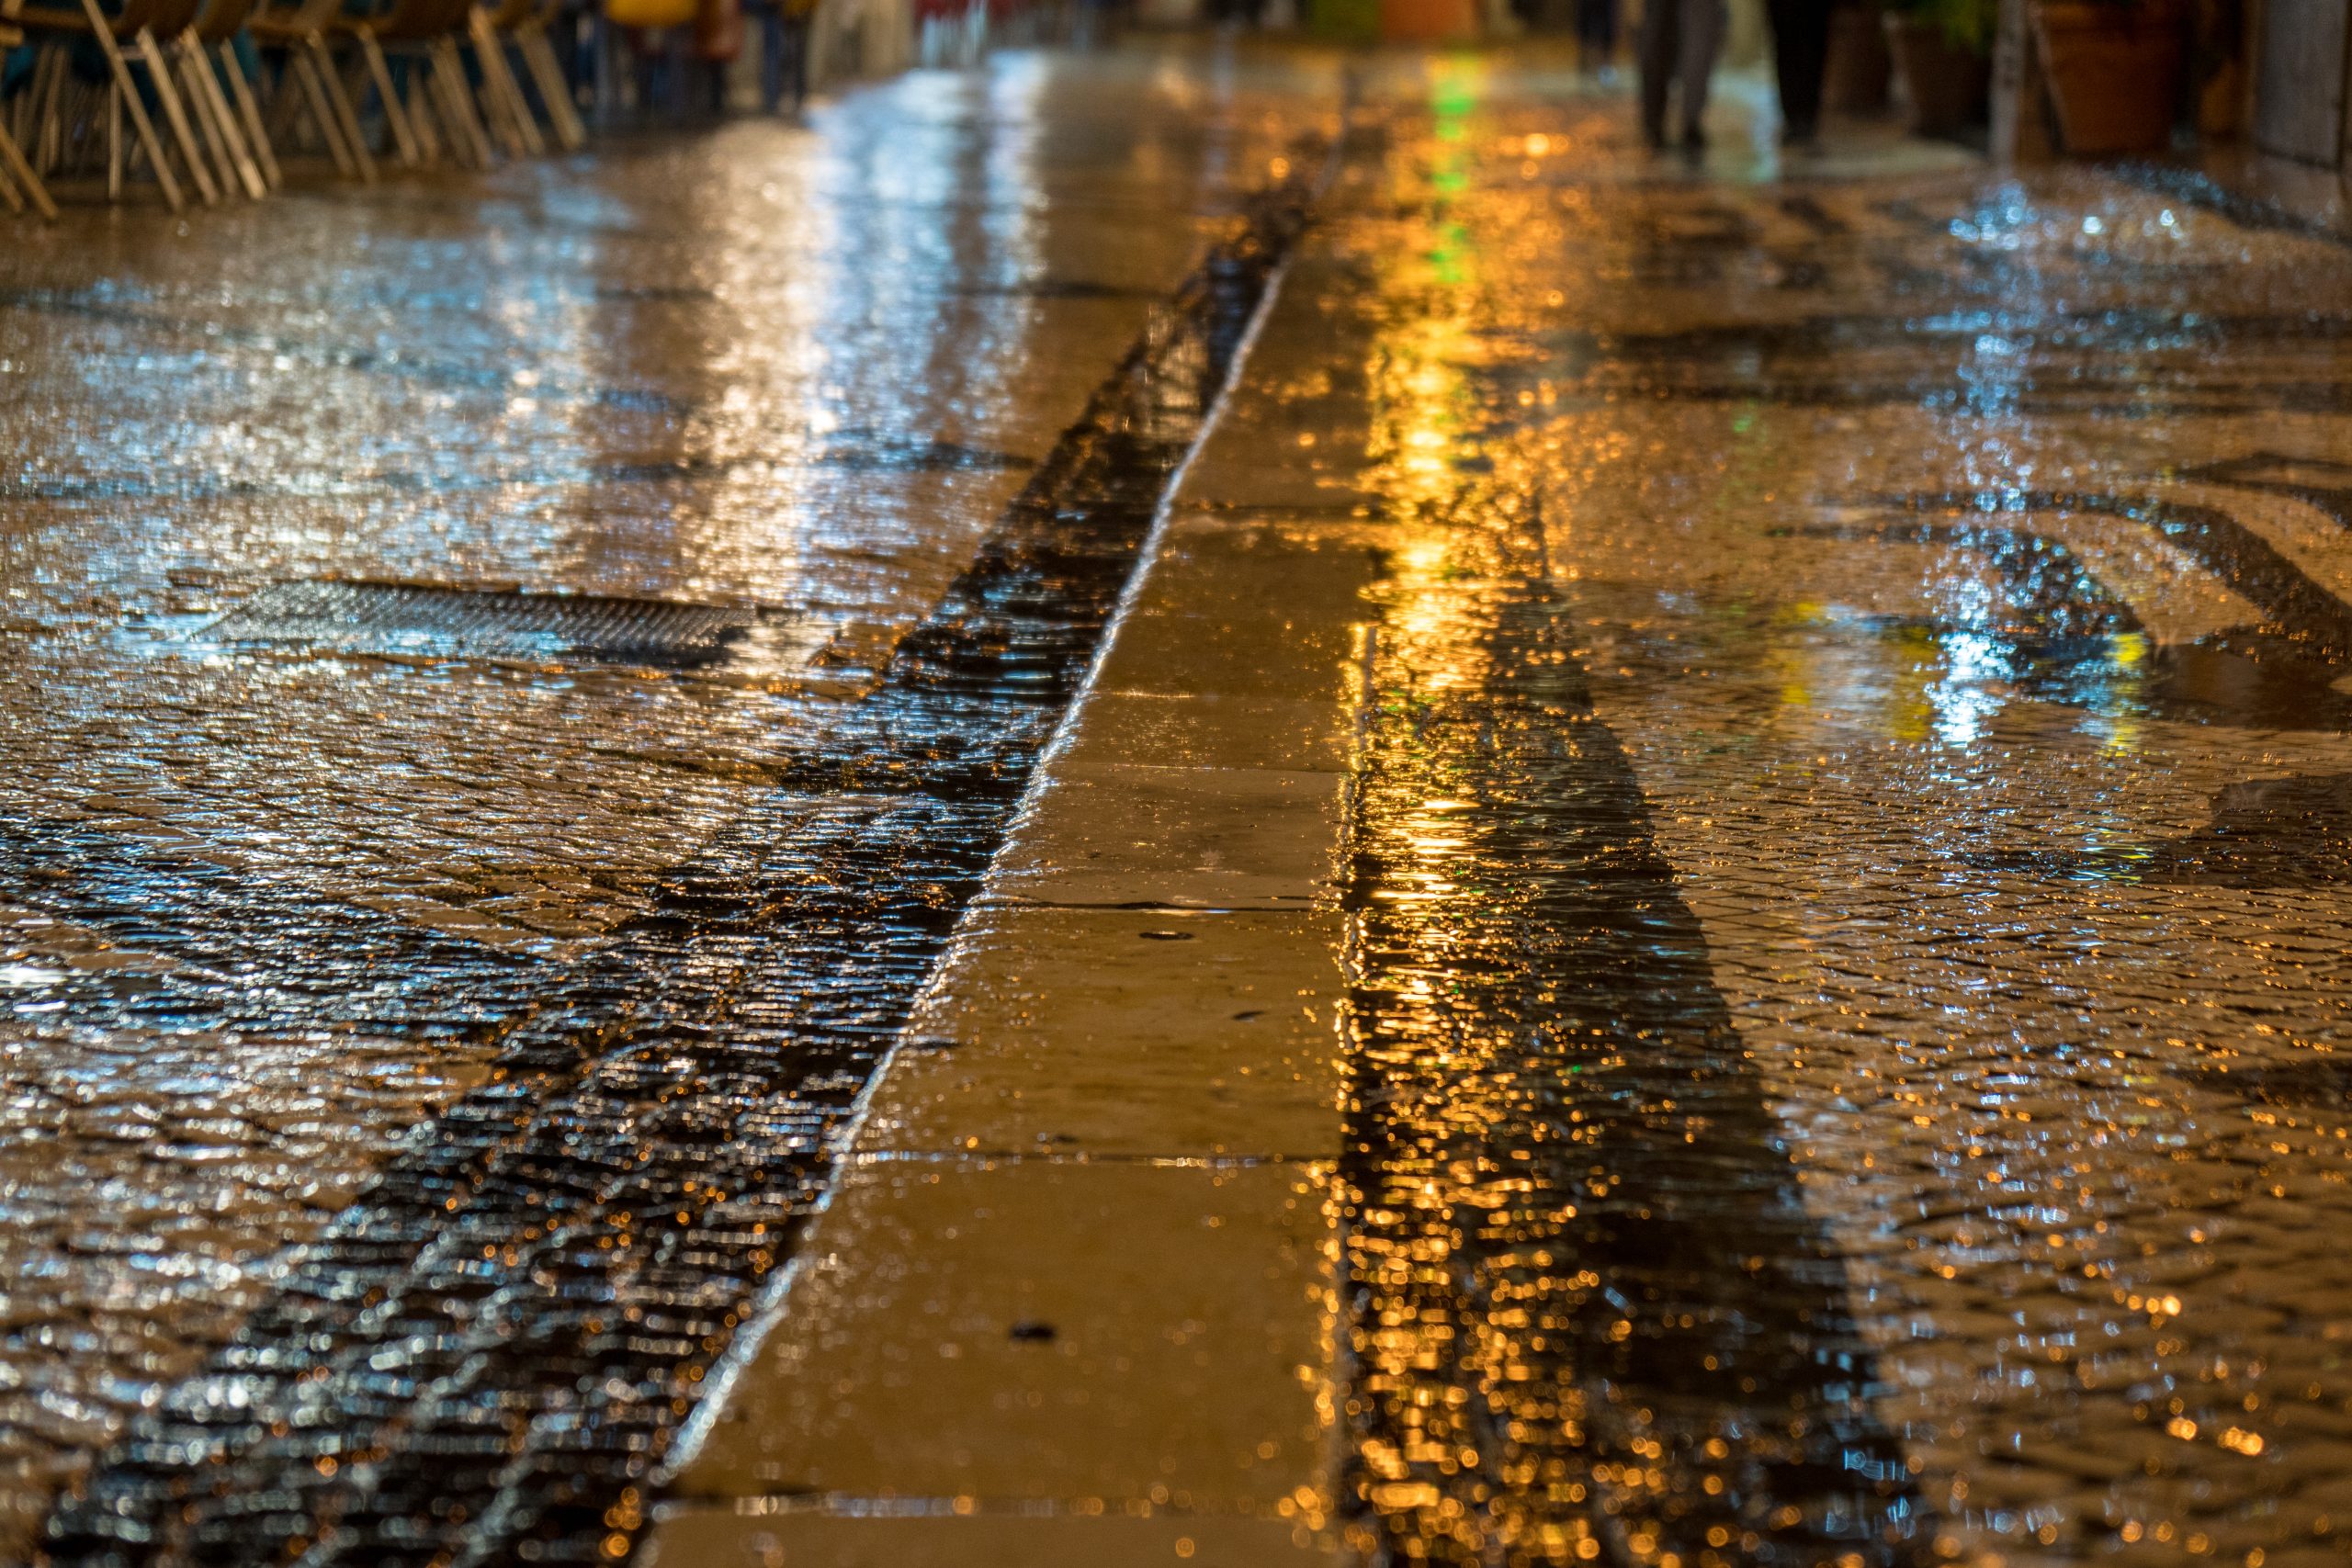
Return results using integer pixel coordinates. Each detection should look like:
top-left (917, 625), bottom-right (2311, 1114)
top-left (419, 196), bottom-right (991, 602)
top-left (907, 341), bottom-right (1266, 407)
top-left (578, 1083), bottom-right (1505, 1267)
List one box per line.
top-left (0, 43), bottom-right (1338, 1563)
top-left (1320, 57), bottom-right (2352, 1568)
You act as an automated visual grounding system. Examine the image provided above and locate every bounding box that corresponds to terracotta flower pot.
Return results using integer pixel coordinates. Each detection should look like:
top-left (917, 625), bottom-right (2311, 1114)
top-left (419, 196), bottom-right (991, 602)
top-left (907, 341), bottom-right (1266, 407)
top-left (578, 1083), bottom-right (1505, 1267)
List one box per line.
top-left (2030, 0), bottom-right (2185, 156)
top-left (1823, 3), bottom-right (1894, 113)
top-left (1380, 0), bottom-right (1475, 39)
top-left (1886, 16), bottom-right (1990, 136)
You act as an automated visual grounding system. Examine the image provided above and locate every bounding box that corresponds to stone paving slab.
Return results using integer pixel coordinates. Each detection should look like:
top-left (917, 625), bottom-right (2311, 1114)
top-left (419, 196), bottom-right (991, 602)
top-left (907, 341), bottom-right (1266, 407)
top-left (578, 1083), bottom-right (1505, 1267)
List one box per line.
top-left (875, 906), bottom-right (1346, 1159)
top-left (668, 1159), bottom-right (1336, 1506)
top-left (641, 1510), bottom-right (1349, 1566)
top-left (1050, 690), bottom-right (1356, 774)
top-left (990, 762), bottom-right (1348, 909)
top-left (1084, 514), bottom-right (1391, 704)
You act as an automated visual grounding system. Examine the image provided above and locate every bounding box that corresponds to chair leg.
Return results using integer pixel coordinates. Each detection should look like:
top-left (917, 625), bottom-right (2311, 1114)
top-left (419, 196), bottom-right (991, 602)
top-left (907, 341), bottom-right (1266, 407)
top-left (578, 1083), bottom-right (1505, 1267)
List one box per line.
top-left (517, 25), bottom-right (583, 150)
top-left (174, 34), bottom-right (252, 198)
top-left (447, 34), bottom-right (498, 167)
top-left (455, 19), bottom-right (514, 157)
top-left (489, 32), bottom-right (541, 157)
top-left (219, 39), bottom-right (281, 188)
top-left (501, 38), bottom-right (548, 155)
top-left (306, 33), bottom-right (375, 182)
top-left (74, 0), bottom-right (184, 210)
top-left (591, 11), bottom-right (616, 123)
top-left (16, 48), bottom-right (42, 171)
top-left (430, 37), bottom-right (493, 168)
top-left (263, 45), bottom-right (305, 142)
top-left (0, 123), bottom-right (56, 220)
top-left (469, 11), bottom-right (540, 157)
top-left (466, 68), bottom-right (519, 161)
top-left (355, 29), bottom-right (421, 166)
top-left (130, 28), bottom-right (219, 204)
top-left (185, 34), bottom-right (267, 197)
top-left (401, 56), bottom-right (448, 166)
top-left (32, 41), bottom-right (69, 174)
top-left (288, 42), bottom-right (358, 177)
top-left (401, 70), bottom-right (443, 164)
top-left (107, 77), bottom-right (124, 196)
top-left (425, 50), bottom-right (478, 167)
top-left (175, 47), bottom-right (238, 196)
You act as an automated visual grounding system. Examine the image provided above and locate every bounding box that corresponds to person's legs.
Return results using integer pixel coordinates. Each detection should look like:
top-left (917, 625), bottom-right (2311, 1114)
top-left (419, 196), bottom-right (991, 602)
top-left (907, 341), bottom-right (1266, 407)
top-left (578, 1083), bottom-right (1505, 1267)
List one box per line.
top-left (1767, 0), bottom-right (1829, 141)
top-left (1636, 0), bottom-right (1679, 147)
top-left (1764, 0), bottom-right (1798, 132)
top-left (1674, 0), bottom-right (1725, 145)
top-left (754, 0), bottom-right (782, 110)
top-left (785, 11), bottom-right (808, 108)
top-left (1577, 0), bottom-right (1617, 66)
top-left (1798, 4), bottom-right (1831, 134)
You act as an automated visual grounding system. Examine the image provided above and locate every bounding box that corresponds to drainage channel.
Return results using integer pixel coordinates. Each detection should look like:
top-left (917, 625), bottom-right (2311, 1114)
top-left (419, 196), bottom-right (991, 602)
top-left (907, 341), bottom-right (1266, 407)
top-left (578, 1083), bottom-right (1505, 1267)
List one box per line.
top-left (40, 175), bottom-right (1317, 1568)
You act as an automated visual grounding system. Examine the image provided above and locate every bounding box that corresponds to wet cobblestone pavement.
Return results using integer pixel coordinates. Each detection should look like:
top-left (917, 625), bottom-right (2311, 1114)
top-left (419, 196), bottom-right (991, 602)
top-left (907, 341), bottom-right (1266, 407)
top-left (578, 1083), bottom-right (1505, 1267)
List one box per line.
top-left (16, 33), bottom-right (2352, 1568)
top-left (42, 179), bottom-right (1303, 1566)
top-left (0, 43), bottom-right (1333, 1563)
top-left (1316, 57), bottom-right (2352, 1568)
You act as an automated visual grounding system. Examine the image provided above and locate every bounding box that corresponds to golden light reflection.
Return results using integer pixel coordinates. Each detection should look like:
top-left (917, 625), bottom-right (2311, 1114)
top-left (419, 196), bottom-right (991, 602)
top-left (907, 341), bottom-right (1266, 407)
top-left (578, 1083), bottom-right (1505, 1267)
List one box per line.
top-left (1346, 66), bottom-right (1646, 1567)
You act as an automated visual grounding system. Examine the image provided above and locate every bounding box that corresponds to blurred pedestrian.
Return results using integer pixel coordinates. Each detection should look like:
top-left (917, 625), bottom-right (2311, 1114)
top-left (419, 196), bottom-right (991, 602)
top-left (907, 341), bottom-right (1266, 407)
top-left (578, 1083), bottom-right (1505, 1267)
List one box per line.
top-left (752, 0), bottom-right (814, 111)
top-left (1765, 0), bottom-right (1829, 148)
top-left (1638, 0), bottom-right (1724, 153)
top-left (1577, 0), bottom-right (1617, 77)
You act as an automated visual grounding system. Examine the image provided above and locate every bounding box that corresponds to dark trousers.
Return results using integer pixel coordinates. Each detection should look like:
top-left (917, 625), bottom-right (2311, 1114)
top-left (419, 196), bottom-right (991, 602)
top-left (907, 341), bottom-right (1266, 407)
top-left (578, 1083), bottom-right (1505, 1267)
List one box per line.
top-left (755, 4), bottom-right (809, 110)
top-left (1575, 0), bottom-right (1616, 53)
top-left (1765, 0), bottom-right (1831, 140)
top-left (1637, 0), bottom-right (1724, 142)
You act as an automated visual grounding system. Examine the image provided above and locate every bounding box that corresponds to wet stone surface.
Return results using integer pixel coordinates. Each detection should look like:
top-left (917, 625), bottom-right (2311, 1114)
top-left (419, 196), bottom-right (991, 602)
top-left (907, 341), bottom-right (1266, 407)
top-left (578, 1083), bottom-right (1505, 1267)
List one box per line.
top-left (18, 35), bottom-right (2352, 1568)
top-left (40, 162), bottom-right (1307, 1568)
top-left (0, 42), bottom-right (1335, 1565)
top-left (1299, 52), bottom-right (2352, 1568)
top-left (1344, 577), bottom-right (1924, 1568)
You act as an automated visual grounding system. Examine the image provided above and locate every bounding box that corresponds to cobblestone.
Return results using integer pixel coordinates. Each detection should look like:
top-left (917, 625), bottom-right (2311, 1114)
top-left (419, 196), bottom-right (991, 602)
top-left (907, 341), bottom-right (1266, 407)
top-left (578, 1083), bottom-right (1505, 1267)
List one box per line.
top-left (1309, 56), bottom-right (2352, 1568)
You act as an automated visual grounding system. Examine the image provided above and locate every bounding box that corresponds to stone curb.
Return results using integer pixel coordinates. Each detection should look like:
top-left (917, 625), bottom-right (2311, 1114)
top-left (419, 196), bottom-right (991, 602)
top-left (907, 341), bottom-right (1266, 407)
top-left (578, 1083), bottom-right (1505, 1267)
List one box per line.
top-left (638, 214), bottom-right (1389, 1568)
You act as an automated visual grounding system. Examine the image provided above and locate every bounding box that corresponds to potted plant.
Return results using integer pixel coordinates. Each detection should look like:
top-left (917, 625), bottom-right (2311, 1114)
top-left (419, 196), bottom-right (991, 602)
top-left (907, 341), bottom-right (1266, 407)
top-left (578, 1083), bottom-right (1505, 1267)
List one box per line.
top-left (2030, 0), bottom-right (2187, 156)
top-left (1824, 1), bottom-right (1894, 114)
top-left (1884, 0), bottom-right (1993, 136)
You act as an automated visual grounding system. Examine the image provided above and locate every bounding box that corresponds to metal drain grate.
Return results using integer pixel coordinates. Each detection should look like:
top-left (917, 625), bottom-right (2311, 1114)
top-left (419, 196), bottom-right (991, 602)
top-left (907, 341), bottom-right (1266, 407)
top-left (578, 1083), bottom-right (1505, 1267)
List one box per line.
top-left (208, 580), bottom-right (762, 666)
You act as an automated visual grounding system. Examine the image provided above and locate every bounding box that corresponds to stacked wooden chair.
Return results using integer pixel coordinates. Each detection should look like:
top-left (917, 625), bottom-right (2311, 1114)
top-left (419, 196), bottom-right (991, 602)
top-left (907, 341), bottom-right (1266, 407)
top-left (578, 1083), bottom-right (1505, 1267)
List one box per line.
top-left (248, 0), bottom-right (377, 180)
top-left (1, 0), bottom-right (589, 215)
top-left (479, 0), bottom-right (582, 152)
top-left (332, 0), bottom-right (514, 170)
top-left (7, 0), bottom-right (209, 209)
top-left (282, 0), bottom-right (583, 175)
top-left (182, 0), bottom-right (277, 195)
top-left (1, 0), bottom-right (63, 217)
top-left (5, 0), bottom-right (284, 209)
